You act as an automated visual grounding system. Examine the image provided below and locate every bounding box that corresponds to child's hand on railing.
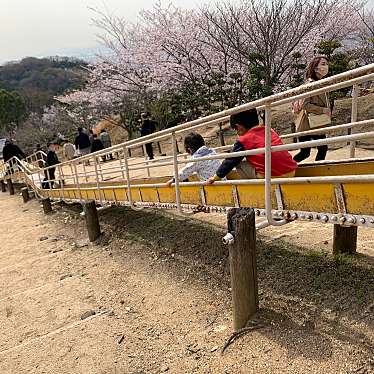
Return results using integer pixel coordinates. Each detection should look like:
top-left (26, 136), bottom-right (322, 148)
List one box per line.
top-left (206, 175), bottom-right (221, 185)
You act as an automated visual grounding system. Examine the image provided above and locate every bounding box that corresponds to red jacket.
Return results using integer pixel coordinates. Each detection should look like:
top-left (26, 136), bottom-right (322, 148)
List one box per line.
top-left (239, 126), bottom-right (297, 176)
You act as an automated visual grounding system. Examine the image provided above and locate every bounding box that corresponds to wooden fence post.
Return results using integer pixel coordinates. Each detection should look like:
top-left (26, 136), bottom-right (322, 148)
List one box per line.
top-left (8, 179), bottom-right (14, 195)
top-left (227, 208), bottom-right (258, 331)
top-left (83, 200), bottom-right (101, 242)
top-left (21, 187), bottom-right (30, 203)
top-left (42, 198), bottom-right (52, 214)
top-left (0, 180), bottom-right (6, 192)
top-left (333, 225), bottom-right (357, 255)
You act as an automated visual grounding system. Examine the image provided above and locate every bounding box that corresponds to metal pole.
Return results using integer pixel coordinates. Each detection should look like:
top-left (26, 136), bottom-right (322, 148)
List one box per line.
top-left (349, 84), bottom-right (359, 158)
top-left (93, 156), bottom-right (103, 206)
top-left (281, 118), bottom-right (374, 140)
top-left (172, 132), bottom-right (182, 212)
top-left (72, 162), bottom-right (83, 202)
top-left (264, 105), bottom-right (287, 226)
top-left (119, 147), bottom-right (126, 181)
top-left (38, 164), bottom-right (43, 191)
top-left (123, 145), bottom-right (142, 210)
top-left (47, 168), bottom-right (52, 189)
top-left (123, 145), bottom-right (133, 206)
top-left (58, 165), bottom-right (63, 200)
top-left (82, 161), bottom-right (89, 183)
top-left (97, 155), bottom-right (104, 181)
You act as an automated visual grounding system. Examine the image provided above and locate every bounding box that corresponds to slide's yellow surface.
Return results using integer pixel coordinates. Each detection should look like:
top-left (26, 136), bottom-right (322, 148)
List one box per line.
top-left (35, 158), bottom-right (374, 219)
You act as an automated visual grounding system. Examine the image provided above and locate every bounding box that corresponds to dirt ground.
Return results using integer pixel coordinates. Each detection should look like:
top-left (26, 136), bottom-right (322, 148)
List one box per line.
top-left (0, 189), bottom-right (373, 374)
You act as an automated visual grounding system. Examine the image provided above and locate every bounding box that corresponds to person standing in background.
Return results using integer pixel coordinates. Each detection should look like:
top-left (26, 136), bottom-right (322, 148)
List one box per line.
top-left (89, 129), bottom-right (95, 145)
top-left (140, 112), bottom-right (156, 160)
top-left (100, 129), bottom-right (113, 161)
top-left (2, 139), bottom-right (26, 162)
top-left (74, 127), bottom-right (91, 165)
top-left (91, 134), bottom-right (105, 153)
top-left (35, 143), bottom-right (46, 168)
top-left (63, 141), bottom-right (76, 161)
top-left (293, 56), bottom-right (331, 163)
top-left (42, 140), bottom-right (60, 189)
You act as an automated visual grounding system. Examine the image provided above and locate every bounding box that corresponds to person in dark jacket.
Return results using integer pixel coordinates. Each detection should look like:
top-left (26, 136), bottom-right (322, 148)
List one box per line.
top-left (2, 139), bottom-right (26, 162)
top-left (74, 127), bottom-right (91, 165)
top-left (91, 134), bottom-right (104, 153)
top-left (35, 143), bottom-right (46, 168)
top-left (89, 129), bottom-right (95, 145)
top-left (74, 127), bottom-right (91, 156)
top-left (42, 140), bottom-right (60, 189)
top-left (140, 112), bottom-right (156, 160)
top-left (91, 134), bottom-right (106, 162)
top-left (2, 140), bottom-right (26, 175)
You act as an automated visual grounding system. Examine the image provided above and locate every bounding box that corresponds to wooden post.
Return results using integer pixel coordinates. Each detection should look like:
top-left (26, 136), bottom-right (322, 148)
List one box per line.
top-left (8, 179), bottom-right (14, 195)
top-left (42, 198), bottom-right (52, 214)
top-left (333, 224), bottom-right (357, 255)
top-left (227, 208), bottom-right (258, 330)
top-left (83, 200), bottom-right (101, 242)
top-left (0, 180), bottom-right (6, 192)
top-left (21, 187), bottom-right (30, 203)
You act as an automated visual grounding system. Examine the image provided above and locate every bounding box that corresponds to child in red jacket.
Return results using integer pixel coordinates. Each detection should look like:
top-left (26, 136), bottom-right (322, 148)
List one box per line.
top-left (207, 108), bottom-right (297, 183)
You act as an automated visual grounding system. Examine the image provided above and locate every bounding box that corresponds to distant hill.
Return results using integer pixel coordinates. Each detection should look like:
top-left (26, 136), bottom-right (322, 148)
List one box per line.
top-left (0, 56), bottom-right (88, 113)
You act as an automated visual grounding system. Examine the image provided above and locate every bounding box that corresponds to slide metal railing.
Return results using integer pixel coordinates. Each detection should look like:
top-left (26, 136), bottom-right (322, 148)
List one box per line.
top-left (2, 63), bottom-right (374, 228)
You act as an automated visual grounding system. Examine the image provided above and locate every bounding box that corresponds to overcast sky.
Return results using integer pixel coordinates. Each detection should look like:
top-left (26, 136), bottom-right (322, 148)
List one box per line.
top-left (0, 0), bottom-right (211, 64)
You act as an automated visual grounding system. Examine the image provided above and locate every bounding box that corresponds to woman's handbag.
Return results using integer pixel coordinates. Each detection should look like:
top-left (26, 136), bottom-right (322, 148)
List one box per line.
top-left (307, 112), bottom-right (331, 129)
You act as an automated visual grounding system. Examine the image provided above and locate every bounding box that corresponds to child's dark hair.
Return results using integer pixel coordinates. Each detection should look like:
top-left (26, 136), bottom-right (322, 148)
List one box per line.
top-left (184, 132), bottom-right (205, 154)
top-left (230, 109), bottom-right (259, 130)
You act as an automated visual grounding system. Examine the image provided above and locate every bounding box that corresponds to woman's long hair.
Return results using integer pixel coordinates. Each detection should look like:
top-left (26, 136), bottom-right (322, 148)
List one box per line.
top-left (305, 56), bottom-right (328, 81)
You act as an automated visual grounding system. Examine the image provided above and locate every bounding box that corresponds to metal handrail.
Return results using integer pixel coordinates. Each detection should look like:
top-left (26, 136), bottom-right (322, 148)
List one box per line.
top-left (31, 64), bottom-right (374, 169)
top-left (2, 63), bottom-right (374, 229)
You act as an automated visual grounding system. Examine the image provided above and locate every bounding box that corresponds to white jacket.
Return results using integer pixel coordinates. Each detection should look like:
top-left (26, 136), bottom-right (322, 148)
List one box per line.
top-left (177, 146), bottom-right (222, 181)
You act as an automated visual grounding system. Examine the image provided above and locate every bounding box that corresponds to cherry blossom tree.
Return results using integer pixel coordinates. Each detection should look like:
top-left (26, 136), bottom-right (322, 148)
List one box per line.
top-left (14, 104), bottom-right (76, 152)
top-left (200, 0), bottom-right (361, 91)
top-left (353, 6), bottom-right (374, 64)
top-left (55, 0), bottom-right (367, 137)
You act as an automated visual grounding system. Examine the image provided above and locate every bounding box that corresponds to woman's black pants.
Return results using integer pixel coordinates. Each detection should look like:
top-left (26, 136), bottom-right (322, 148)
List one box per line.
top-left (293, 134), bottom-right (328, 163)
